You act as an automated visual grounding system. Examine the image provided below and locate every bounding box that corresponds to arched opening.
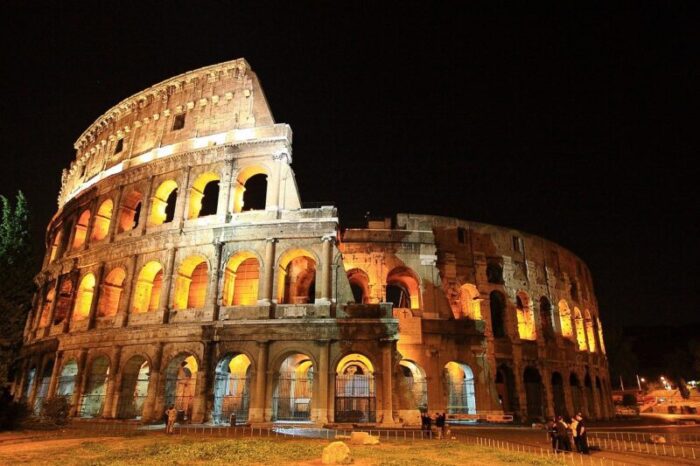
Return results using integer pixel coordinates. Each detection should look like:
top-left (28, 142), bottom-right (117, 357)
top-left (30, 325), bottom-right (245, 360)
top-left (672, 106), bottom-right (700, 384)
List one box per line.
top-left (22, 366), bottom-right (37, 403)
top-left (188, 172), bottom-right (220, 219)
top-left (97, 267), bottom-right (126, 318)
top-left (56, 359), bottom-right (78, 398)
top-left (117, 356), bottom-right (150, 419)
top-left (584, 373), bottom-right (595, 417)
top-left (596, 318), bottom-right (606, 354)
top-left (399, 360), bottom-right (427, 412)
top-left (386, 266), bottom-right (420, 309)
top-left (71, 210), bottom-right (91, 249)
top-left (489, 291), bottom-right (507, 338)
top-left (486, 262), bottom-right (504, 284)
top-left (90, 199), bottom-right (113, 242)
top-left (232, 167), bottom-right (268, 213)
top-left (459, 283), bottom-right (482, 320)
top-left (551, 372), bottom-right (567, 417)
top-left (574, 307), bottom-right (587, 351)
top-left (164, 354), bottom-right (198, 422)
top-left (132, 261), bottom-right (163, 313)
top-left (173, 256), bottom-right (208, 310)
top-left (277, 249), bottom-right (316, 304)
top-left (212, 353), bottom-right (252, 424)
top-left (72, 273), bottom-right (96, 321)
top-left (222, 252), bottom-right (260, 306)
top-left (516, 292), bottom-right (536, 340)
top-left (346, 268), bottom-right (370, 304)
top-left (53, 278), bottom-right (74, 325)
top-left (443, 361), bottom-right (476, 416)
top-left (523, 366), bottom-right (544, 420)
top-left (33, 360), bottom-right (54, 414)
top-left (149, 180), bottom-right (178, 226)
top-left (49, 229), bottom-right (63, 262)
top-left (273, 353), bottom-right (314, 422)
top-left (117, 191), bottom-right (142, 233)
top-left (570, 373), bottom-right (583, 415)
top-left (558, 300), bottom-right (573, 338)
top-left (39, 286), bottom-right (55, 328)
top-left (539, 297), bottom-right (555, 339)
top-left (80, 356), bottom-right (110, 418)
top-left (584, 310), bottom-right (596, 352)
top-left (335, 354), bottom-right (376, 423)
top-left (495, 365), bottom-right (518, 414)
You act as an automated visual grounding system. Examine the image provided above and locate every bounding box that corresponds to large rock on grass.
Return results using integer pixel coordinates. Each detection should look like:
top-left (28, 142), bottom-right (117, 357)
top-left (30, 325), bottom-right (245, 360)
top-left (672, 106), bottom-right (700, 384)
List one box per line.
top-left (322, 441), bottom-right (352, 464)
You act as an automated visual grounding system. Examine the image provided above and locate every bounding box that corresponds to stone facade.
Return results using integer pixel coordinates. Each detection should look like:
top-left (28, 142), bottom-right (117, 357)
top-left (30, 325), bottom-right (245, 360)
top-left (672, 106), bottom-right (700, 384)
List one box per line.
top-left (15, 59), bottom-right (612, 426)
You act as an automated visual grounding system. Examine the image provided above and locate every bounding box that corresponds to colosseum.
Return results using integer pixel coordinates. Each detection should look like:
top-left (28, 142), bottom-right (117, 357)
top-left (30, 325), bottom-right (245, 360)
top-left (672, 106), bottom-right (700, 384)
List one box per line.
top-left (15, 58), bottom-right (613, 426)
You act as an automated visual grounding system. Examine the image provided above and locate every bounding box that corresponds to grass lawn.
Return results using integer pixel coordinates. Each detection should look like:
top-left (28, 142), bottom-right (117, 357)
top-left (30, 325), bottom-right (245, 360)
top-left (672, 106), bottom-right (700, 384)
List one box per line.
top-left (0, 431), bottom-right (565, 465)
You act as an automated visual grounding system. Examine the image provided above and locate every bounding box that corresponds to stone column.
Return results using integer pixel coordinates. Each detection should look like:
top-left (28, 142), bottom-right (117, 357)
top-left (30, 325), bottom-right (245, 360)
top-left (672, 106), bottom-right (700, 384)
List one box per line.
top-left (259, 238), bottom-right (276, 305)
top-left (314, 340), bottom-right (330, 424)
top-left (319, 235), bottom-right (334, 304)
top-left (249, 341), bottom-right (269, 423)
top-left (62, 273), bottom-right (80, 334)
top-left (115, 255), bottom-right (138, 328)
top-left (87, 263), bottom-right (105, 330)
top-left (541, 366), bottom-right (555, 418)
top-left (511, 351), bottom-right (528, 421)
top-left (46, 350), bottom-right (63, 401)
top-left (380, 341), bottom-right (396, 425)
top-left (139, 176), bottom-right (155, 235)
top-left (71, 349), bottom-right (89, 417)
top-left (191, 344), bottom-right (211, 423)
top-left (108, 186), bottom-right (124, 242)
top-left (591, 373), bottom-right (602, 419)
top-left (142, 343), bottom-right (164, 423)
top-left (266, 153), bottom-right (285, 210)
top-left (44, 280), bottom-right (61, 338)
top-left (102, 346), bottom-right (122, 419)
top-left (160, 246), bottom-right (178, 323)
top-left (210, 242), bottom-right (223, 321)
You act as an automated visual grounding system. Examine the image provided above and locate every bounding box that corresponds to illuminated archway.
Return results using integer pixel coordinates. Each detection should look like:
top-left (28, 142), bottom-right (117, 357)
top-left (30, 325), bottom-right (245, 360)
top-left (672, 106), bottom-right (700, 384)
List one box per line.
top-left (132, 261), bottom-right (163, 313)
top-left (90, 199), bottom-right (113, 242)
top-left (33, 360), bottom-right (54, 414)
top-left (335, 354), bottom-right (376, 423)
top-left (386, 266), bottom-right (420, 309)
top-left (277, 249), bottom-right (316, 304)
top-left (516, 292), bottom-right (536, 340)
top-left (347, 268), bottom-right (370, 304)
top-left (273, 353), bottom-right (314, 421)
top-left (49, 229), bottom-right (63, 262)
top-left (399, 360), bottom-right (427, 412)
top-left (212, 353), bottom-right (252, 424)
top-left (71, 210), bottom-right (91, 249)
top-left (39, 286), bottom-right (55, 328)
top-left (97, 267), bottom-right (126, 317)
top-left (149, 180), bottom-right (178, 226)
top-left (558, 300), bottom-right (573, 338)
top-left (173, 256), bottom-right (209, 310)
top-left (53, 278), bottom-right (74, 325)
top-left (164, 354), bottom-right (198, 421)
top-left (188, 172), bottom-right (220, 219)
top-left (574, 307), bottom-right (587, 351)
top-left (73, 273), bottom-right (96, 321)
top-left (21, 366), bottom-right (37, 403)
top-left (56, 359), bottom-right (78, 398)
top-left (222, 252), bottom-right (260, 306)
top-left (584, 309), bottom-right (596, 352)
top-left (117, 191), bottom-right (142, 233)
top-left (459, 283), bottom-right (482, 320)
top-left (232, 166), bottom-right (268, 213)
top-left (117, 356), bottom-right (150, 419)
top-left (80, 356), bottom-right (110, 418)
top-left (443, 361), bottom-right (476, 415)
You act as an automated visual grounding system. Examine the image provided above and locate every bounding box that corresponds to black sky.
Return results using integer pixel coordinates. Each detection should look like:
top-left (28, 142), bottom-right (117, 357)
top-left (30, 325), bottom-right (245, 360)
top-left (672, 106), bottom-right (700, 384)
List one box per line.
top-left (1, 2), bottom-right (698, 327)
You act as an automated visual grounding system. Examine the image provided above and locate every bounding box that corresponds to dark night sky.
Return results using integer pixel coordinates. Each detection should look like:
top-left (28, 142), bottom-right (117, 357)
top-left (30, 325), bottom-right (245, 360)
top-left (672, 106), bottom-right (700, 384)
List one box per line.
top-left (1, 2), bottom-right (698, 329)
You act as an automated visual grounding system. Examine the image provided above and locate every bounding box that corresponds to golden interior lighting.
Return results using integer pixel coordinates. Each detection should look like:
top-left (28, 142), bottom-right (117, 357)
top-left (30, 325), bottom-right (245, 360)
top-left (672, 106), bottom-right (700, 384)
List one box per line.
top-left (149, 180), bottom-right (178, 226)
top-left (97, 267), bottom-right (126, 317)
top-left (222, 252), bottom-right (260, 306)
top-left (173, 256), bottom-right (208, 309)
top-left (71, 210), bottom-right (91, 249)
top-left (132, 261), bottom-right (163, 313)
top-left (558, 300), bottom-right (573, 338)
top-left (73, 273), bottom-right (96, 320)
top-left (90, 199), bottom-right (113, 242)
top-left (187, 172), bottom-right (220, 219)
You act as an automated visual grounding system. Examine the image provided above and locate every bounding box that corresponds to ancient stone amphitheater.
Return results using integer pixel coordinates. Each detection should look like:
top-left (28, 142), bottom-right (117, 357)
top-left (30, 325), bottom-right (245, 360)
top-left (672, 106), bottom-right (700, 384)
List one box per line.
top-left (15, 59), bottom-right (612, 426)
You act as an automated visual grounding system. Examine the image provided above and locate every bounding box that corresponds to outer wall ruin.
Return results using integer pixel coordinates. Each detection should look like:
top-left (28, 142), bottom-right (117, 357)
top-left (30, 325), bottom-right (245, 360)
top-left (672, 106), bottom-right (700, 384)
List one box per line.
top-left (14, 59), bottom-right (613, 426)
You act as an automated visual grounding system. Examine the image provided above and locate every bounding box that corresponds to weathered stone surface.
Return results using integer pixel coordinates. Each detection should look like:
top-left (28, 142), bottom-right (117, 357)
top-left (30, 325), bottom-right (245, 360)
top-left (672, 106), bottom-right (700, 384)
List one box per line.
top-left (322, 441), bottom-right (352, 464)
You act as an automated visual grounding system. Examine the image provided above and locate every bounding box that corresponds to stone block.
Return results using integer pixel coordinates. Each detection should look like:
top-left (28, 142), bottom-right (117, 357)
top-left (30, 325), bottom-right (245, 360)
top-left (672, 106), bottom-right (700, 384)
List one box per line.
top-left (322, 441), bottom-right (352, 465)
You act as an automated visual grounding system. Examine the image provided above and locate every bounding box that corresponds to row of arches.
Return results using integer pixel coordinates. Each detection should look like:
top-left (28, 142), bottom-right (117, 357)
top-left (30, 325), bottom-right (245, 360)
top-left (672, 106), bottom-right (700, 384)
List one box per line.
top-left (48, 170), bottom-right (269, 263)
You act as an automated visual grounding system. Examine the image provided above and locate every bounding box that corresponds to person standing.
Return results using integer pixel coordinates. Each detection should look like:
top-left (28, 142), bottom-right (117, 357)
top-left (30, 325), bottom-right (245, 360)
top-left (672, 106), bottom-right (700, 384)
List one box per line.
top-left (165, 404), bottom-right (178, 434)
top-left (575, 413), bottom-right (589, 454)
top-left (555, 416), bottom-right (571, 451)
top-left (569, 415), bottom-right (579, 452)
top-left (440, 413), bottom-right (448, 439)
top-left (547, 418), bottom-right (558, 451)
top-left (434, 413), bottom-right (444, 439)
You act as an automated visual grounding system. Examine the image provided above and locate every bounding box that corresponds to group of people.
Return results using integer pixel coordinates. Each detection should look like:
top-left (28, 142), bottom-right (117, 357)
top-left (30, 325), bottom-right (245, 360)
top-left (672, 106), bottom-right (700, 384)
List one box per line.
top-left (421, 412), bottom-right (449, 439)
top-left (548, 413), bottom-right (589, 454)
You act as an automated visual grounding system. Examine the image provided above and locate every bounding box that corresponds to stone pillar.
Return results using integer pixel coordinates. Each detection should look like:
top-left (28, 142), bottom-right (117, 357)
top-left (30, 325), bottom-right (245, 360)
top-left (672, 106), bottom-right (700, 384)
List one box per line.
top-left (314, 340), bottom-right (330, 425)
top-left (591, 373), bottom-right (602, 419)
top-left (87, 264), bottom-right (105, 330)
top-left (115, 255), bottom-right (137, 328)
top-left (319, 235), bottom-right (334, 304)
top-left (142, 343), bottom-right (164, 423)
top-left (62, 273), bottom-right (80, 334)
top-left (108, 185), bottom-right (124, 242)
top-left (259, 238), bottom-right (276, 305)
top-left (210, 242), bottom-right (223, 321)
top-left (102, 346), bottom-right (122, 419)
top-left (380, 341), bottom-right (396, 425)
top-left (139, 176), bottom-right (156, 235)
top-left (191, 344), bottom-right (211, 423)
top-left (46, 350), bottom-right (63, 401)
top-left (160, 246), bottom-right (178, 323)
top-left (71, 349), bottom-right (89, 417)
top-left (44, 280), bottom-right (61, 338)
top-left (249, 341), bottom-right (269, 423)
top-left (266, 154), bottom-right (284, 210)
top-left (541, 366), bottom-right (555, 418)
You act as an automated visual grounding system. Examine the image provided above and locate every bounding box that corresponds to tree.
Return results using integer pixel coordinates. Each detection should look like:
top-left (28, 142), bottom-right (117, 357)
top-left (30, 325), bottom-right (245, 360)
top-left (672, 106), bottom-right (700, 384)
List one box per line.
top-left (0, 191), bottom-right (36, 388)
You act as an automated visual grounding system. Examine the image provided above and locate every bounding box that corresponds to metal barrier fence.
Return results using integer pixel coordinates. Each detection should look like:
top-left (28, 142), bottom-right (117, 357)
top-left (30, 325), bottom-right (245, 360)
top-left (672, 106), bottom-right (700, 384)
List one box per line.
top-left (589, 430), bottom-right (700, 445)
top-left (587, 434), bottom-right (698, 461)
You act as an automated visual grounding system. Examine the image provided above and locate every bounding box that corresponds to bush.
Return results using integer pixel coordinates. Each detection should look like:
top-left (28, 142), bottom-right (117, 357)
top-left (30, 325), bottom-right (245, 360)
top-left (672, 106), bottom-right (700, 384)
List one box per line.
top-left (40, 396), bottom-right (71, 426)
top-left (0, 397), bottom-right (30, 431)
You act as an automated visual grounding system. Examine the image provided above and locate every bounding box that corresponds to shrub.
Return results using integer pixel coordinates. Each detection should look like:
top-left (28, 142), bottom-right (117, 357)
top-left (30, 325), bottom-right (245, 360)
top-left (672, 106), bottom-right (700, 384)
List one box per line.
top-left (0, 398), bottom-right (30, 431)
top-left (41, 396), bottom-right (71, 426)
